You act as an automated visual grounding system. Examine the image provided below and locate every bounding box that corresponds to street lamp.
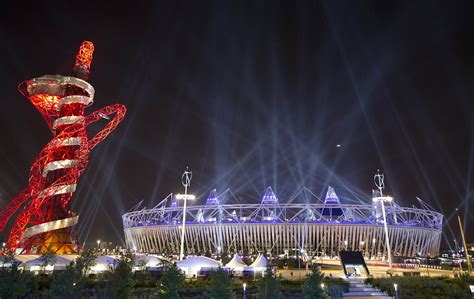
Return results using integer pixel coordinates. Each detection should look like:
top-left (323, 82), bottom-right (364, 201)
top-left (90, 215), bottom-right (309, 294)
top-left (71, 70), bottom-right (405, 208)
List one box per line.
top-left (373, 170), bottom-right (393, 270)
top-left (97, 239), bottom-right (101, 251)
top-left (243, 283), bottom-right (247, 298)
top-left (176, 168), bottom-right (195, 261)
top-left (394, 283), bottom-right (398, 299)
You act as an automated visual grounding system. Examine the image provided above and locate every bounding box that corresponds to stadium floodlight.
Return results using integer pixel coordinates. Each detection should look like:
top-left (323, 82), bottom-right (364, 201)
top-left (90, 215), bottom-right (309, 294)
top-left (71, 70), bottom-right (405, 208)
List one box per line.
top-left (177, 167), bottom-right (194, 261)
top-left (175, 194), bottom-right (196, 200)
top-left (373, 170), bottom-right (393, 270)
top-left (372, 196), bottom-right (393, 203)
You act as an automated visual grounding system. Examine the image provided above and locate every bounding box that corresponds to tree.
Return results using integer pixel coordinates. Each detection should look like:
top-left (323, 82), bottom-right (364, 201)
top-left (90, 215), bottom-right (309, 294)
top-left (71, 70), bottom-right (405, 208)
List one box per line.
top-left (0, 251), bottom-right (15, 267)
top-left (257, 265), bottom-right (283, 299)
top-left (302, 264), bottom-right (329, 299)
top-left (51, 263), bottom-right (81, 298)
top-left (39, 250), bottom-right (57, 272)
top-left (221, 252), bottom-right (232, 265)
top-left (208, 268), bottom-right (234, 299)
top-left (106, 252), bottom-right (134, 298)
top-left (155, 263), bottom-right (184, 299)
top-left (76, 248), bottom-right (97, 275)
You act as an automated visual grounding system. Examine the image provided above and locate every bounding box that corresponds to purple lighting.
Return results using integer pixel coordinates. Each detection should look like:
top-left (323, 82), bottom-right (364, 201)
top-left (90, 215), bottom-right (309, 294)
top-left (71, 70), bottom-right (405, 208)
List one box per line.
top-left (206, 189), bottom-right (219, 206)
top-left (170, 195), bottom-right (177, 208)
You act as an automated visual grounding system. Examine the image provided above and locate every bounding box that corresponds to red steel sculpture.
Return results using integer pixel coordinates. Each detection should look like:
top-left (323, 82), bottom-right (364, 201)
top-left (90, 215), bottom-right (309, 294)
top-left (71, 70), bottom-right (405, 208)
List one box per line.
top-left (0, 41), bottom-right (126, 254)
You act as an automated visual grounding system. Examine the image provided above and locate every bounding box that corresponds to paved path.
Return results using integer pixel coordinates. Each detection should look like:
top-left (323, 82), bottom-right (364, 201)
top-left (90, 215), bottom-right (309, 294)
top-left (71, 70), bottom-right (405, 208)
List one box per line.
top-left (341, 279), bottom-right (392, 299)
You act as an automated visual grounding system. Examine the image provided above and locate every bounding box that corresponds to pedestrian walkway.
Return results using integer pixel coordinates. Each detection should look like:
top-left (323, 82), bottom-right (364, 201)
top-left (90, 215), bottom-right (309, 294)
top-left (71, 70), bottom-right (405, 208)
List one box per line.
top-left (341, 278), bottom-right (392, 299)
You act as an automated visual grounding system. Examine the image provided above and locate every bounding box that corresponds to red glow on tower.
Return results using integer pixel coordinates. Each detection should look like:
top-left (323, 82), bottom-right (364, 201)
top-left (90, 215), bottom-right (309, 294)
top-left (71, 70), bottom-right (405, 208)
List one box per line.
top-left (73, 40), bottom-right (94, 80)
top-left (0, 41), bottom-right (126, 254)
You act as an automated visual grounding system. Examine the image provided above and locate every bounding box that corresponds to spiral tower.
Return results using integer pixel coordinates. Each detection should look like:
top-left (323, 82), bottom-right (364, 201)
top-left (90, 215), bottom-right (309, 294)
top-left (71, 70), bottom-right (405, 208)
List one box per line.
top-left (0, 41), bottom-right (126, 254)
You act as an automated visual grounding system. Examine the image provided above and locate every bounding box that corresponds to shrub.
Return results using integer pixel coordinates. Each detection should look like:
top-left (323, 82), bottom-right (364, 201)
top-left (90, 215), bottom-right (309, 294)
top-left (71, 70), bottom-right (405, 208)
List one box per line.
top-left (366, 276), bottom-right (472, 298)
top-left (51, 264), bottom-right (81, 298)
top-left (0, 261), bottom-right (34, 298)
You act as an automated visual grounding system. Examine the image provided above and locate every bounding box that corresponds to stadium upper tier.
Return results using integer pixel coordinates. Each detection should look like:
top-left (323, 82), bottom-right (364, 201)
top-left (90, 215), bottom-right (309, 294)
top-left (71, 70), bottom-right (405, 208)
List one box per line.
top-left (122, 186), bottom-right (443, 257)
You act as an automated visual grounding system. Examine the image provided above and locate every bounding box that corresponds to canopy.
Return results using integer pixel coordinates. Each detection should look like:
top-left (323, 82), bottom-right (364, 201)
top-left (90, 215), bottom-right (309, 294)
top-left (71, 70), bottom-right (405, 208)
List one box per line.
top-left (177, 256), bottom-right (221, 268)
top-left (177, 256), bottom-right (221, 277)
top-left (90, 256), bottom-right (118, 273)
top-left (225, 254), bottom-right (247, 269)
top-left (24, 255), bottom-right (73, 270)
top-left (249, 253), bottom-right (268, 269)
top-left (134, 255), bottom-right (163, 268)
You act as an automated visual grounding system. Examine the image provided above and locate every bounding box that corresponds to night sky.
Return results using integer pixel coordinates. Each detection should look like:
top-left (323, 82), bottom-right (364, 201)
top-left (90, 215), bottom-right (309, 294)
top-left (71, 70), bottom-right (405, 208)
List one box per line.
top-left (0, 1), bottom-right (473, 249)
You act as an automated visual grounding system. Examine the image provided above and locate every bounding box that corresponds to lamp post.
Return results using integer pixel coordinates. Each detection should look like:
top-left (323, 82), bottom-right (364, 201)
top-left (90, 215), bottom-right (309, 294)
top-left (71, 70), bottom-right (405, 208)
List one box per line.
top-left (394, 283), bottom-right (398, 299)
top-left (243, 282), bottom-right (247, 299)
top-left (176, 168), bottom-right (195, 261)
top-left (373, 170), bottom-right (393, 270)
top-left (96, 239), bottom-right (101, 252)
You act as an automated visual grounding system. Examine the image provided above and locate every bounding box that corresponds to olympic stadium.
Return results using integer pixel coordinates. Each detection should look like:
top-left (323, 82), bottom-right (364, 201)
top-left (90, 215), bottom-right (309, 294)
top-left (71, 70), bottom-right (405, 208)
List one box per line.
top-left (122, 183), bottom-right (443, 260)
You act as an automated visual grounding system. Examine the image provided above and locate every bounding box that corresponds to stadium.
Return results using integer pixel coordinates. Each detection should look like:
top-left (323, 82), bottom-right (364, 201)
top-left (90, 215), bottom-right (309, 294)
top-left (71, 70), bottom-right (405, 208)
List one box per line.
top-left (122, 183), bottom-right (444, 260)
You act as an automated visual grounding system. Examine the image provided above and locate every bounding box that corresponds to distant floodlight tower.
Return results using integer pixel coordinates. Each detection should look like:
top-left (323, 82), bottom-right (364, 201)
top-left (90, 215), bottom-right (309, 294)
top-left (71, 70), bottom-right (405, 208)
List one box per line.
top-left (372, 170), bottom-right (393, 269)
top-left (176, 168), bottom-right (195, 260)
top-left (0, 41), bottom-right (126, 254)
